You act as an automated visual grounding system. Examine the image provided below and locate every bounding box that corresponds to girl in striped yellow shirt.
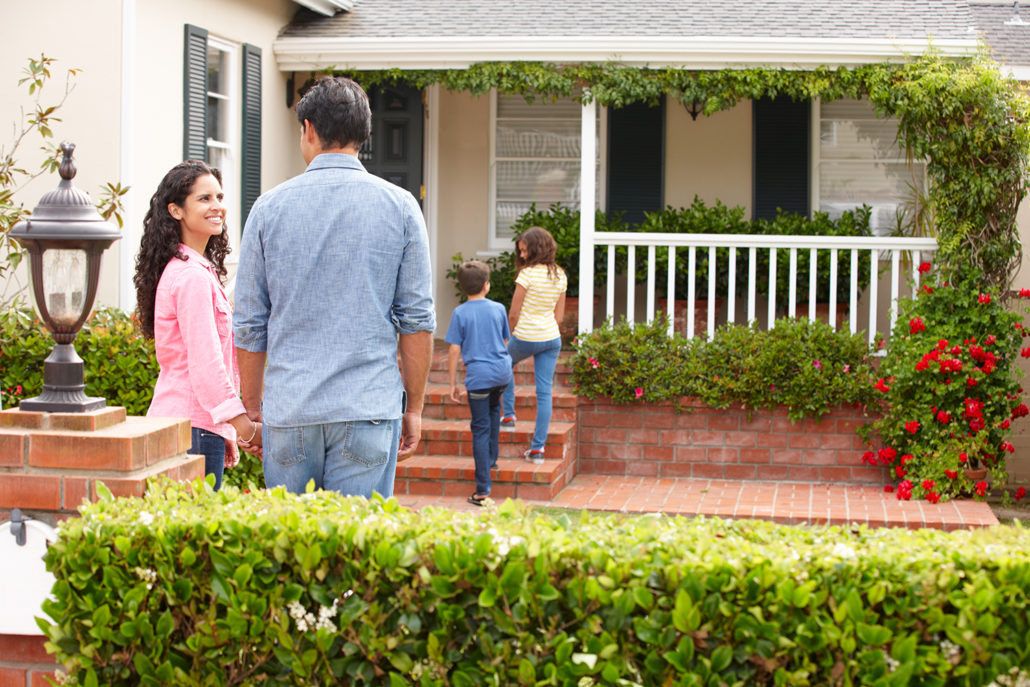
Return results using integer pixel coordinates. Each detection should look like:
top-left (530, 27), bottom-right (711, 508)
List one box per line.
top-left (500, 226), bottom-right (568, 463)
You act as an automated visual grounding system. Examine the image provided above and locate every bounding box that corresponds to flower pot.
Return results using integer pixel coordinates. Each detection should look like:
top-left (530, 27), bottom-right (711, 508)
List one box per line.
top-left (657, 298), bottom-right (725, 339)
top-left (963, 468), bottom-right (988, 481)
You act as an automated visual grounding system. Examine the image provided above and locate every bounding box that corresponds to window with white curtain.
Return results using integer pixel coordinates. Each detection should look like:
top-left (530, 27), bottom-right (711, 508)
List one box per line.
top-left (815, 98), bottom-right (926, 235)
top-left (490, 93), bottom-right (602, 249)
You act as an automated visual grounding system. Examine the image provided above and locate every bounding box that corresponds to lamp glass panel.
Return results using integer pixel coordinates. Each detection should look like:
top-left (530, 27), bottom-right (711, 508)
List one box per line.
top-left (40, 248), bottom-right (87, 327)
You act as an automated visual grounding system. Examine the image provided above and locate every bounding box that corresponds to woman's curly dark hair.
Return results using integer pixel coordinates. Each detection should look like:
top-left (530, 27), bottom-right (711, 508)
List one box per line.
top-left (133, 160), bottom-right (230, 338)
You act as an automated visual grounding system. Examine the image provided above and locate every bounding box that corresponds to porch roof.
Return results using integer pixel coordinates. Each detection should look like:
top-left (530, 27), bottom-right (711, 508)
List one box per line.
top-left (970, 1), bottom-right (1030, 73)
top-left (274, 0), bottom-right (979, 71)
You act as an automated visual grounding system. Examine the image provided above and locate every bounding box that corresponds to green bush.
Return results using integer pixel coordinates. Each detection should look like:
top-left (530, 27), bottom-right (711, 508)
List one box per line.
top-left (0, 307), bottom-right (158, 414)
top-left (43, 479), bottom-right (1030, 686)
top-left (859, 269), bottom-right (1029, 502)
top-left (571, 316), bottom-right (879, 421)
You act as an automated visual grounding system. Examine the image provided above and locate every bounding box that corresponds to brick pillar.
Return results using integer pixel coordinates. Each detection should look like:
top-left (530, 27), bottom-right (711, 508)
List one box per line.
top-left (0, 407), bottom-right (200, 685)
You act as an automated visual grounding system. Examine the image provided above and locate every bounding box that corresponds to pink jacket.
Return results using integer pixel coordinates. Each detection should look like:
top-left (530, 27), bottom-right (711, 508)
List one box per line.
top-left (147, 244), bottom-right (246, 442)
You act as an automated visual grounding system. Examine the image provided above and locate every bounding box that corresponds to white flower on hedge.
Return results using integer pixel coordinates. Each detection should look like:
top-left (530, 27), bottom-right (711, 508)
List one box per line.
top-left (53, 669), bottom-right (69, 685)
top-left (831, 543), bottom-right (857, 559)
top-left (940, 639), bottom-right (961, 660)
top-left (883, 651), bottom-right (900, 672)
top-left (138, 511), bottom-right (154, 526)
top-left (288, 598), bottom-right (339, 633)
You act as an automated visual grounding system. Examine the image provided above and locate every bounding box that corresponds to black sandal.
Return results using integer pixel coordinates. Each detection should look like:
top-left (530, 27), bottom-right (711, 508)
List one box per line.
top-left (467, 493), bottom-right (488, 506)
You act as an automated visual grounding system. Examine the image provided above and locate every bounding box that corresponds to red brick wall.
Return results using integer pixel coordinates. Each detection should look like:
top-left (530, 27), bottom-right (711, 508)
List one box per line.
top-left (577, 398), bottom-right (886, 484)
top-left (0, 634), bottom-right (55, 687)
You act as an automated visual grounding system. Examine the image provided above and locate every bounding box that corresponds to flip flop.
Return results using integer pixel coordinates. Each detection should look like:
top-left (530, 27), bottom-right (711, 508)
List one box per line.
top-left (467, 493), bottom-right (488, 506)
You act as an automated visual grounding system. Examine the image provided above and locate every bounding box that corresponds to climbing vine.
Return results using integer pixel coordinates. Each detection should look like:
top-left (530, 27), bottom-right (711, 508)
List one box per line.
top-left (337, 49), bottom-right (1030, 292)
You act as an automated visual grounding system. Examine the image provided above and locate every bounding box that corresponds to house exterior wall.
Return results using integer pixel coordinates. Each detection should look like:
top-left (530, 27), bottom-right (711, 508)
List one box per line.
top-left (1, 0), bottom-right (302, 312)
top-left (664, 99), bottom-right (752, 213)
top-left (434, 90), bottom-right (490, 333)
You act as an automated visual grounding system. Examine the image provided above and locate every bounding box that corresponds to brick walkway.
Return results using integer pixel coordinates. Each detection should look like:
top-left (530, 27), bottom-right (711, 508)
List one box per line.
top-left (397, 474), bottom-right (999, 530)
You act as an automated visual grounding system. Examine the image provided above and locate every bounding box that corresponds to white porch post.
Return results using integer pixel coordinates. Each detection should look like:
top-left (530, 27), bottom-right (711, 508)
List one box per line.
top-left (578, 97), bottom-right (596, 334)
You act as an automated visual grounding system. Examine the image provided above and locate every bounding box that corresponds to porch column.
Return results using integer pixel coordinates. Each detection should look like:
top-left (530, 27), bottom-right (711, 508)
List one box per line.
top-left (578, 97), bottom-right (596, 334)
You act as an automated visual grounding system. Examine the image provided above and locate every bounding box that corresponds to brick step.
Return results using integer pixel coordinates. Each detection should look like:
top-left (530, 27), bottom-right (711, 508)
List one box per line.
top-left (417, 419), bottom-right (576, 461)
top-left (421, 384), bottom-right (579, 423)
top-left (426, 345), bottom-right (576, 387)
top-left (395, 452), bottom-right (575, 501)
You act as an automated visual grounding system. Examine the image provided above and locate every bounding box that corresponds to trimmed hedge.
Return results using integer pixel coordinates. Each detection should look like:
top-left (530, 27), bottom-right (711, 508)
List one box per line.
top-left (43, 480), bottom-right (1030, 686)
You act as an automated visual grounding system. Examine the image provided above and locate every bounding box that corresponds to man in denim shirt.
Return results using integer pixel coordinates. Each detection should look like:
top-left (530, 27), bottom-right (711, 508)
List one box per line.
top-left (233, 77), bottom-right (435, 498)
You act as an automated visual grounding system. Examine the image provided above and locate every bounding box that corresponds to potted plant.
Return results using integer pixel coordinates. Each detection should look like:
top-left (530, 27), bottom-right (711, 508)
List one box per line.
top-left (859, 267), bottom-right (1030, 502)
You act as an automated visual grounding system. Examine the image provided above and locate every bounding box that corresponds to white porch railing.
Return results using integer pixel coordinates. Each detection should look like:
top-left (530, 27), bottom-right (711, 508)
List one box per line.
top-left (578, 232), bottom-right (939, 347)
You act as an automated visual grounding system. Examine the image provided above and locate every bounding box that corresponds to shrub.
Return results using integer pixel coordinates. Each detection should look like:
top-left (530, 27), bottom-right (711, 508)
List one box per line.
top-left (445, 250), bottom-right (517, 310)
top-left (859, 268), bottom-right (1030, 502)
top-left (0, 307), bottom-right (158, 414)
top-left (42, 479), bottom-right (1030, 686)
top-left (570, 316), bottom-right (879, 421)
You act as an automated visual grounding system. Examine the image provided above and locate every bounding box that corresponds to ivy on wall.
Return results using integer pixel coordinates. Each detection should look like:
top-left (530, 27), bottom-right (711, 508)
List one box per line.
top-left (337, 49), bottom-right (1030, 292)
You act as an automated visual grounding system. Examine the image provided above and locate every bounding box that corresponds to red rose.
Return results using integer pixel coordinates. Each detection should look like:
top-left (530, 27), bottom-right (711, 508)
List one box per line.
top-left (1020, 288), bottom-right (1030, 298)
top-left (1016, 487), bottom-right (1027, 502)
top-left (975, 481), bottom-right (988, 497)
top-left (945, 469), bottom-right (958, 479)
top-left (978, 293), bottom-right (991, 305)
top-left (910, 317), bottom-right (926, 334)
top-left (874, 378), bottom-right (890, 393)
top-left (937, 339), bottom-right (949, 350)
top-left (895, 465), bottom-right (907, 478)
top-left (936, 410), bottom-right (950, 423)
top-left (959, 453), bottom-right (968, 464)
top-left (922, 479), bottom-right (936, 490)
top-left (905, 420), bottom-right (920, 434)
top-left (926, 491), bottom-right (940, 504)
top-left (918, 262), bottom-right (932, 273)
top-left (1013, 403), bottom-right (1029, 419)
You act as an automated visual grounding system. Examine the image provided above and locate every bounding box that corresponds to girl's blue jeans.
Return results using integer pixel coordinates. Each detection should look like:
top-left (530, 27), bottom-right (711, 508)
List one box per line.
top-left (190, 427), bottom-right (225, 491)
top-left (502, 336), bottom-right (562, 451)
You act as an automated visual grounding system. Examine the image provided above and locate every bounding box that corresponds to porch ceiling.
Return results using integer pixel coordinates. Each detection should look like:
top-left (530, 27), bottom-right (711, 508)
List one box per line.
top-left (274, 0), bottom-right (979, 72)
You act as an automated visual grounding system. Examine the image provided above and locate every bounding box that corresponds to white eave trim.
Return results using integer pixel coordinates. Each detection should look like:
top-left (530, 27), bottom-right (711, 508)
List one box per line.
top-left (292, 0), bottom-right (354, 18)
top-left (273, 35), bottom-right (977, 71)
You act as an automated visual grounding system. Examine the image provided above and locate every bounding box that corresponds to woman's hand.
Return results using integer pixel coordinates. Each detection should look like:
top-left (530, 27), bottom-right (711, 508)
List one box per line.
top-left (224, 439), bottom-right (240, 468)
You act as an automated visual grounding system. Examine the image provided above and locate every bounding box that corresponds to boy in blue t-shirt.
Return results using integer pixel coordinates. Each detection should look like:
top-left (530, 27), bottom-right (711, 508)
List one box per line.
top-left (445, 261), bottom-right (514, 506)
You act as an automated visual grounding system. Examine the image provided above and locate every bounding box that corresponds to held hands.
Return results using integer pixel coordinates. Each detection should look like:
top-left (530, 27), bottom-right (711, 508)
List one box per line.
top-left (237, 420), bottom-right (263, 460)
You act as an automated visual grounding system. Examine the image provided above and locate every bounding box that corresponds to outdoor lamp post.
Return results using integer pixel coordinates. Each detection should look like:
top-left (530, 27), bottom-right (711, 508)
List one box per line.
top-left (9, 143), bottom-right (121, 412)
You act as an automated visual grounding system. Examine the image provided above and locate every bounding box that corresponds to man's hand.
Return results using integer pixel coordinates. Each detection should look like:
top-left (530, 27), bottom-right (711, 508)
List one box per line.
top-left (397, 410), bottom-right (422, 462)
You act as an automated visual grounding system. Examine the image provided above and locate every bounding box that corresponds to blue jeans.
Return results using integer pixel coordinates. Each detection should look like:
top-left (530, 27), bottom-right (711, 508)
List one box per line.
top-left (502, 336), bottom-right (562, 451)
top-left (467, 384), bottom-right (506, 495)
top-left (190, 427), bottom-right (226, 491)
top-left (262, 419), bottom-right (401, 498)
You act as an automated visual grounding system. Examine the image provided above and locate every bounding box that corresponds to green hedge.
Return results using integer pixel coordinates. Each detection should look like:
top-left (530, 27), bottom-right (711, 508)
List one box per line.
top-left (571, 316), bottom-right (880, 421)
top-left (43, 480), bottom-right (1030, 686)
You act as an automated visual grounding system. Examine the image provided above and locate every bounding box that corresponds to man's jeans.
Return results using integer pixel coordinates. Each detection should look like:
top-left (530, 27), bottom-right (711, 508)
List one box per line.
top-left (502, 336), bottom-right (562, 451)
top-left (262, 419), bottom-right (401, 498)
top-left (467, 384), bottom-right (506, 495)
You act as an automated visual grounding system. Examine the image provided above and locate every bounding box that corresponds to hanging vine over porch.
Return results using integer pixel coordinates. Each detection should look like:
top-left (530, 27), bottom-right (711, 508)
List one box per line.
top-left (337, 50), bottom-right (1030, 292)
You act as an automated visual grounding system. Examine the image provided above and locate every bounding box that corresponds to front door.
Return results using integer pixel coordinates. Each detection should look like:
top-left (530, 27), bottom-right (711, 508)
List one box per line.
top-left (360, 85), bottom-right (424, 207)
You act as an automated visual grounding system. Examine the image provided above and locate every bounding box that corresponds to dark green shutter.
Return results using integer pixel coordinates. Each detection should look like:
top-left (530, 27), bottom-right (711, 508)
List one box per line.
top-left (183, 24), bottom-right (208, 161)
top-left (753, 97), bottom-right (810, 220)
top-left (241, 43), bottom-right (262, 229)
top-left (606, 98), bottom-right (665, 227)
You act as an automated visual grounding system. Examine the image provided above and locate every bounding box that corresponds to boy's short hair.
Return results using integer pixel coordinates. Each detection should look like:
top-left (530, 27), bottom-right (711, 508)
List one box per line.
top-left (457, 260), bottom-right (490, 296)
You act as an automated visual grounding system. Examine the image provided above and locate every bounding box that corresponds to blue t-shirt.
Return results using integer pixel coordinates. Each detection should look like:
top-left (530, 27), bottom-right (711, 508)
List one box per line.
top-left (444, 298), bottom-right (513, 391)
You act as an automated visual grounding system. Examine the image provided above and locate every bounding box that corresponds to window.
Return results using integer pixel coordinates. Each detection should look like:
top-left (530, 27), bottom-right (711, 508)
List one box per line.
top-left (814, 98), bottom-right (926, 235)
top-left (183, 25), bottom-right (262, 244)
top-left (490, 93), bottom-right (602, 249)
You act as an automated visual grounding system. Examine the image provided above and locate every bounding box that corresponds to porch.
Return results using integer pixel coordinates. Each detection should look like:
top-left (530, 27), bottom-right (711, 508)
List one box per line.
top-left (395, 342), bottom-right (999, 529)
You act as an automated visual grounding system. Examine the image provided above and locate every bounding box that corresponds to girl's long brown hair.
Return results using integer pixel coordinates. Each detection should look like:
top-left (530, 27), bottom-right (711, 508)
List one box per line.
top-left (133, 160), bottom-right (230, 338)
top-left (515, 226), bottom-right (564, 281)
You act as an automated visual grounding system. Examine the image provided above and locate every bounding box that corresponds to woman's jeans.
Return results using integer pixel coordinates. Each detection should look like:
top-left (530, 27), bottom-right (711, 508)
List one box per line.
top-left (467, 384), bottom-right (506, 495)
top-left (502, 336), bottom-right (562, 451)
top-left (190, 427), bottom-right (225, 491)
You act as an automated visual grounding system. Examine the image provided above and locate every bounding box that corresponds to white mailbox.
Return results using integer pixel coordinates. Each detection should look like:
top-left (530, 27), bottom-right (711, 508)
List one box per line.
top-left (0, 511), bottom-right (57, 635)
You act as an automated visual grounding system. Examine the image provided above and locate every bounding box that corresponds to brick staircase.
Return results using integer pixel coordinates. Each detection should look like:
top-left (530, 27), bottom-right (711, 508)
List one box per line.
top-left (394, 345), bottom-right (580, 500)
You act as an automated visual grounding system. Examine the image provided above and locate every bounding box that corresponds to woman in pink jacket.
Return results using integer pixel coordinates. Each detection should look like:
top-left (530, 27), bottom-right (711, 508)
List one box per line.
top-left (133, 160), bottom-right (260, 490)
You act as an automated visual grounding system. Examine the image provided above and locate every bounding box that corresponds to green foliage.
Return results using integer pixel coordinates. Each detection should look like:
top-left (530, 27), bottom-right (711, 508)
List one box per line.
top-left (347, 49), bottom-right (1030, 292)
top-left (571, 316), bottom-right (879, 421)
top-left (859, 269), bottom-right (1029, 502)
top-left (42, 480), bottom-right (1030, 686)
top-left (445, 250), bottom-right (517, 310)
top-left (755, 206), bottom-right (874, 304)
top-left (0, 307), bottom-right (158, 414)
top-left (1, 56), bottom-right (127, 308)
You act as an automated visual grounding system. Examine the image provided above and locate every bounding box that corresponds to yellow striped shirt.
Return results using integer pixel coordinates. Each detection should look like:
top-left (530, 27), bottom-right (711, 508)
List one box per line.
top-left (513, 264), bottom-right (567, 341)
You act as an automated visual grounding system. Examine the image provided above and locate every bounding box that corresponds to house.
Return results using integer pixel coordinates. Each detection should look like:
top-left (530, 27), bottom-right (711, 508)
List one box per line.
top-left (3, 0), bottom-right (1029, 482)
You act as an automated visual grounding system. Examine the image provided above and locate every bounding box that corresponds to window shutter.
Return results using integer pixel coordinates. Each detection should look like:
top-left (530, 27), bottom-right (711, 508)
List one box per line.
top-left (606, 98), bottom-right (665, 227)
top-left (753, 97), bottom-right (809, 220)
top-left (183, 24), bottom-right (208, 161)
top-left (241, 43), bottom-right (262, 229)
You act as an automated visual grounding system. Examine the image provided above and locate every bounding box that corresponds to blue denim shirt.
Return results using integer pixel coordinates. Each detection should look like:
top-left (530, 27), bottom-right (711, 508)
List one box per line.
top-left (233, 154), bottom-right (435, 427)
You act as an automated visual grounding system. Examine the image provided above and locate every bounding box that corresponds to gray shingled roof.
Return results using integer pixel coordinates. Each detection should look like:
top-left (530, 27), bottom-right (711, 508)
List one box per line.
top-left (280, 0), bottom-right (976, 40)
top-left (971, 2), bottom-right (1030, 65)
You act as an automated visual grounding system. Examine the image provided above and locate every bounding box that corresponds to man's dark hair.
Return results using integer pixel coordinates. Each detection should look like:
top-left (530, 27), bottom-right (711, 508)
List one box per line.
top-left (457, 260), bottom-right (490, 296)
top-left (295, 76), bottom-right (371, 150)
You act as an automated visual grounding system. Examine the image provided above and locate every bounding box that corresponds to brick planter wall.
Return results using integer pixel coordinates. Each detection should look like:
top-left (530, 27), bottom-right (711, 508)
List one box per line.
top-left (577, 398), bottom-right (886, 484)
